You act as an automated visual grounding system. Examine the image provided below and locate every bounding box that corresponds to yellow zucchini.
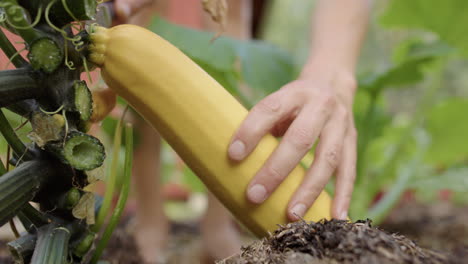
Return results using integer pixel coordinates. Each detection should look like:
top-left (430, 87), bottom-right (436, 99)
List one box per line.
top-left (88, 25), bottom-right (331, 237)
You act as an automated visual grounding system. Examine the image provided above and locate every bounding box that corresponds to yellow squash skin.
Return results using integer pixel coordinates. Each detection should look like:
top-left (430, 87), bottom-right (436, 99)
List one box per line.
top-left (89, 25), bottom-right (332, 237)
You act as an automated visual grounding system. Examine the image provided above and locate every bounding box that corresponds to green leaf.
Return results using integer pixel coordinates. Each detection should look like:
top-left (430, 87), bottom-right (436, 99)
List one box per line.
top-left (381, 0), bottom-right (468, 56)
top-left (410, 167), bottom-right (468, 193)
top-left (424, 98), bottom-right (468, 165)
top-left (358, 40), bottom-right (449, 95)
top-left (235, 41), bottom-right (297, 102)
top-left (148, 16), bottom-right (297, 105)
top-left (149, 17), bottom-right (236, 72)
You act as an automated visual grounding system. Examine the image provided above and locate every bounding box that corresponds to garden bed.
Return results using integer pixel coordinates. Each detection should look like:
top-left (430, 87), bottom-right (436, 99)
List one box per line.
top-left (0, 202), bottom-right (466, 263)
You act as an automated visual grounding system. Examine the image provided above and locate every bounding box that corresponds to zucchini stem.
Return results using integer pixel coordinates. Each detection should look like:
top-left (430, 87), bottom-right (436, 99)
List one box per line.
top-left (8, 233), bottom-right (37, 263)
top-left (0, 68), bottom-right (39, 107)
top-left (31, 223), bottom-right (71, 264)
top-left (0, 157), bottom-right (6, 175)
top-left (0, 160), bottom-right (44, 226)
top-left (0, 109), bottom-right (33, 160)
top-left (17, 203), bottom-right (50, 232)
top-left (48, 130), bottom-right (105, 171)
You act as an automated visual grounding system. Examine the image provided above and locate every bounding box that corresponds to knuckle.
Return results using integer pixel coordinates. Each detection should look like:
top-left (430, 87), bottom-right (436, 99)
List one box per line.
top-left (336, 105), bottom-right (348, 121)
top-left (254, 95), bottom-right (282, 114)
top-left (302, 186), bottom-right (321, 202)
top-left (348, 126), bottom-right (358, 139)
top-left (323, 146), bottom-right (341, 169)
top-left (263, 165), bottom-right (285, 186)
top-left (287, 127), bottom-right (315, 151)
top-left (320, 91), bottom-right (337, 111)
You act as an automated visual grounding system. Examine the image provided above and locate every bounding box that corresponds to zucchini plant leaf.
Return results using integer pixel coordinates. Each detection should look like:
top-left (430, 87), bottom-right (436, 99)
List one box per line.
top-left (358, 40), bottom-right (449, 95)
top-left (381, 0), bottom-right (468, 56)
top-left (148, 16), bottom-right (297, 105)
top-left (424, 98), bottom-right (468, 166)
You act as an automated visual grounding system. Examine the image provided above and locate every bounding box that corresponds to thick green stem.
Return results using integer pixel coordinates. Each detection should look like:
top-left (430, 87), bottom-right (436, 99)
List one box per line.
top-left (0, 162), bottom-right (41, 227)
top-left (0, 108), bottom-right (32, 160)
top-left (8, 232), bottom-right (37, 263)
top-left (0, 157), bottom-right (6, 175)
top-left (28, 37), bottom-right (63, 73)
top-left (31, 223), bottom-right (71, 264)
top-left (17, 202), bottom-right (50, 232)
top-left (69, 80), bottom-right (93, 121)
top-left (18, 0), bottom-right (97, 27)
top-left (7, 99), bottom-right (39, 117)
top-left (47, 130), bottom-right (106, 171)
top-left (0, 68), bottom-right (39, 107)
top-left (0, 28), bottom-right (27, 67)
top-left (0, 157), bottom-right (66, 227)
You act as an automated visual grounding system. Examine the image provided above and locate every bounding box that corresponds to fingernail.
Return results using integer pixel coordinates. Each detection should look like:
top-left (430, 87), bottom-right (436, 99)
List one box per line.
top-left (247, 184), bottom-right (267, 204)
top-left (291, 203), bottom-right (306, 219)
top-left (228, 140), bottom-right (246, 160)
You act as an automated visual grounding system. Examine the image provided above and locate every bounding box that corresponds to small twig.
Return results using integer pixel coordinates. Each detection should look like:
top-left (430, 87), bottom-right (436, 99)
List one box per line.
top-left (6, 146), bottom-right (10, 171)
top-left (9, 219), bottom-right (20, 238)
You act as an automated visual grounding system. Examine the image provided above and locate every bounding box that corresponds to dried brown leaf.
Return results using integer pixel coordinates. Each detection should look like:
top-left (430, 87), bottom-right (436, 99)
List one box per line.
top-left (202, 0), bottom-right (228, 40)
top-left (72, 192), bottom-right (95, 225)
top-left (28, 112), bottom-right (65, 147)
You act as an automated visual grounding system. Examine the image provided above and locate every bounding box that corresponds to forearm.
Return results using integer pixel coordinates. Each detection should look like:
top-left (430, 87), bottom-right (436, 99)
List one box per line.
top-left (303, 0), bottom-right (372, 75)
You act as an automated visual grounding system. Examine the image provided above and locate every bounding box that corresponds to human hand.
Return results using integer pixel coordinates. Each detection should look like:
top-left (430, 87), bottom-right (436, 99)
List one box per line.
top-left (228, 67), bottom-right (357, 221)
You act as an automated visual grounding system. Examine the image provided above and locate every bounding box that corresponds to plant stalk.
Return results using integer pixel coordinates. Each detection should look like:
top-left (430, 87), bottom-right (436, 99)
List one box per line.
top-left (0, 109), bottom-right (32, 160)
top-left (30, 223), bottom-right (71, 264)
top-left (8, 233), bottom-right (37, 263)
top-left (0, 68), bottom-right (39, 107)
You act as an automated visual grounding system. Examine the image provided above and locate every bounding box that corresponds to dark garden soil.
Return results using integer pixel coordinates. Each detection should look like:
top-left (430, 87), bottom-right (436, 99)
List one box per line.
top-left (219, 219), bottom-right (458, 264)
top-left (0, 202), bottom-right (467, 264)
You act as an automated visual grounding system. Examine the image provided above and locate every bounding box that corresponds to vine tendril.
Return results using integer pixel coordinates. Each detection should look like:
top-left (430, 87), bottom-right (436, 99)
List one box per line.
top-left (82, 56), bottom-right (93, 84)
top-left (40, 105), bottom-right (65, 115)
top-left (45, 0), bottom-right (86, 69)
top-left (4, 47), bottom-right (26, 69)
top-left (62, 109), bottom-right (69, 146)
top-left (5, 6), bottom-right (42, 30)
top-left (61, 0), bottom-right (80, 22)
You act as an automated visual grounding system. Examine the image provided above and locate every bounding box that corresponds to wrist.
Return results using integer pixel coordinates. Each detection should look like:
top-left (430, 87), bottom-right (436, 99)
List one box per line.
top-left (299, 62), bottom-right (357, 98)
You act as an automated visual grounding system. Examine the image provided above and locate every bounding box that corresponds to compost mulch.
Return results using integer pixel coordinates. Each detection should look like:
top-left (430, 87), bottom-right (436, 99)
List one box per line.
top-left (219, 219), bottom-right (458, 264)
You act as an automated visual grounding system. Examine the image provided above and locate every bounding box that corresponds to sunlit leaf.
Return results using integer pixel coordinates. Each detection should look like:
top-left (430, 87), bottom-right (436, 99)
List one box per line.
top-left (381, 0), bottom-right (468, 56)
top-left (359, 40), bottom-right (446, 95)
top-left (424, 98), bottom-right (468, 165)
